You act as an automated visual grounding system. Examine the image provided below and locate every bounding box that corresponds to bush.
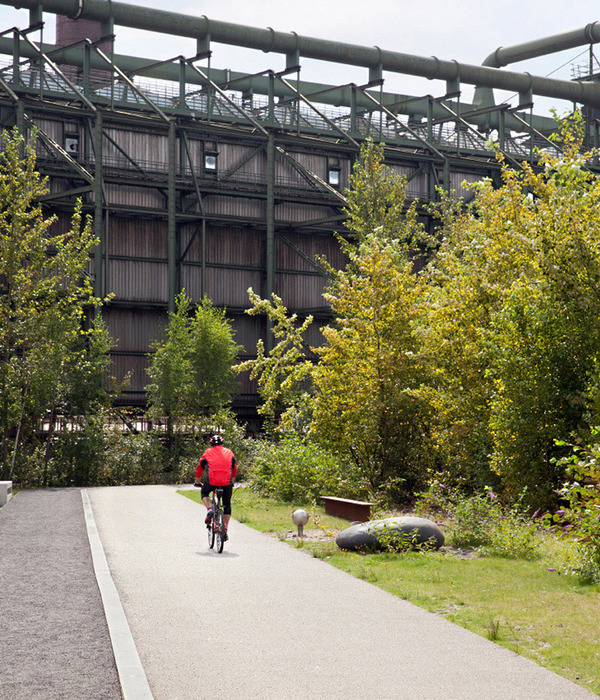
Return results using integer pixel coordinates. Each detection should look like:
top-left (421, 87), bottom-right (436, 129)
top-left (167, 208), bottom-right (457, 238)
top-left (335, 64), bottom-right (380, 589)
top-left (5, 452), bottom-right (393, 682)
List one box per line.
top-left (546, 435), bottom-right (600, 583)
top-left (43, 419), bottom-right (107, 487)
top-left (101, 431), bottom-right (166, 485)
top-left (417, 483), bottom-right (541, 559)
top-left (248, 435), bottom-right (368, 502)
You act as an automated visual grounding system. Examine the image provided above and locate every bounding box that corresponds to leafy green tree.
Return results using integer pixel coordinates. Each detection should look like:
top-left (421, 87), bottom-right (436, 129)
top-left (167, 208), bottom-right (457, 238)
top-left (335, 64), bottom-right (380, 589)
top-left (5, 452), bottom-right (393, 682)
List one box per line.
top-left (235, 288), bottom-right (314, 432)
top-left (311, 231), bottom-right (432, 503)
top-left (310, 141), bottom-right (433, 503)
top-left (422, 113), bottom-right (600, 505)
top-left (188, 296), bottom-right (242, 417)
top-left (0, 128), bottom-right (107, 482)
top-left (146, 291), bottom-right (240, 460)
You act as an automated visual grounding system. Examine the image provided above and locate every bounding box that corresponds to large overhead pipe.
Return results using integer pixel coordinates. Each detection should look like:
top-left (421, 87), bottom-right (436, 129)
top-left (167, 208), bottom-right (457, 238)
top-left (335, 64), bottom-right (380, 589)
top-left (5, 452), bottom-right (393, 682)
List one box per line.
top-left (2, 0), bottom-right (600, 108)
top-left (475, 22), bottom-right (600, 109)
top-left (0, 36), bottom-right (559, 133)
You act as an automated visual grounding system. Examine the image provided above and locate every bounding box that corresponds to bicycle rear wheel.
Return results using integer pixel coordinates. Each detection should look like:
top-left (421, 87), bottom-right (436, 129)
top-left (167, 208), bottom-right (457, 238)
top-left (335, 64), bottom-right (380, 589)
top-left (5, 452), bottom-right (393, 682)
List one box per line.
top-left (215, 510), bottom-right (225, 553)
top-left (207, 516), bottom-right (215, 549)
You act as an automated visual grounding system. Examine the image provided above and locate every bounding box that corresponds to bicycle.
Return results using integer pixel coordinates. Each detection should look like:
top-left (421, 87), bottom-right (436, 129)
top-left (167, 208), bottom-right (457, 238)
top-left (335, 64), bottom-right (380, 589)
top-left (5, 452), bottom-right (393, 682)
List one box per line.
top-left (207, 488), bottom-right (227, 553)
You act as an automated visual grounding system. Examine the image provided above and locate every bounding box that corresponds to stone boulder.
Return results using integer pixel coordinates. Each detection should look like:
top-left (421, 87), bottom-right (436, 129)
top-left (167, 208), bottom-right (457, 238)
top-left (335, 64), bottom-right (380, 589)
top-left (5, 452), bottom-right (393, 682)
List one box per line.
top-left (335, 516), bottom-right (444, 552)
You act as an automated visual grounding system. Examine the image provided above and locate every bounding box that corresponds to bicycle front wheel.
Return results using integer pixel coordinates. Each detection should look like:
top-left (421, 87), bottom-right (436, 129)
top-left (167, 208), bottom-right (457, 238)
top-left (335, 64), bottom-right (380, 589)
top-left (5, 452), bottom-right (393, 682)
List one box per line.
top-left (215, 511), bottom-right (225, 553)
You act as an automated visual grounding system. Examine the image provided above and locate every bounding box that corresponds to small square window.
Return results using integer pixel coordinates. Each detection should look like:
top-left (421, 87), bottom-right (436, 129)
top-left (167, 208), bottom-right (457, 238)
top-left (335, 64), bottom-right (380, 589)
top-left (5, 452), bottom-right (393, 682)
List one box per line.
top-left (65, 135), bottom-right (79, 156)
top-left (204, 152), bottom-right (218, 171)
top-left (328, 168), bottom-right (340, 187)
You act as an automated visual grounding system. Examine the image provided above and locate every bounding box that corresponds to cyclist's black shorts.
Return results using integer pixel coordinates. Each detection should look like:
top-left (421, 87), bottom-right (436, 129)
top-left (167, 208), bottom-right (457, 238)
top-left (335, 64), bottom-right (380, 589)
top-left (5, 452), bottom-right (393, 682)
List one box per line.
top-left (201, 481), bottom-right (233, 515)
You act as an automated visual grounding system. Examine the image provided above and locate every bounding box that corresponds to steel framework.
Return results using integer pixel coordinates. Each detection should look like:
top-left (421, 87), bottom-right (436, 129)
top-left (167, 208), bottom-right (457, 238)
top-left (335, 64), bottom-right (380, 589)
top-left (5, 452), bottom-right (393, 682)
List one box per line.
top-left (0, 3), bottom-right (597, 416)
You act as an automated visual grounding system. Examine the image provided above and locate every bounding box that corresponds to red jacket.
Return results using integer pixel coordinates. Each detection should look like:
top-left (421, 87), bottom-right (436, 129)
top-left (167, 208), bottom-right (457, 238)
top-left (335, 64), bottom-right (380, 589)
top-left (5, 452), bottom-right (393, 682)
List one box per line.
top-left (196, 445), bottom-right (237, 487)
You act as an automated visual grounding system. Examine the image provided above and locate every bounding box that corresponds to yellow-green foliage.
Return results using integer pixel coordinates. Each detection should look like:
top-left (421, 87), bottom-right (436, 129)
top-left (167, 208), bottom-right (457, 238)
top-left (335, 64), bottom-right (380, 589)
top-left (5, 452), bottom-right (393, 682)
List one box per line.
top-left (421, 113), bottom-right (600, 504)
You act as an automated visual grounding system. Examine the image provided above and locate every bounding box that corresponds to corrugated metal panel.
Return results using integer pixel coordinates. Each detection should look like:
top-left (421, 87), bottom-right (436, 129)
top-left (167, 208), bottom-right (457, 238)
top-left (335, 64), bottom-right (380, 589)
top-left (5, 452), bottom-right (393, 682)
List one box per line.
top-left (181, 139), bottom-right (261, 175)
top-left (275, 202), bottom-right (333, 224)
top-left (108, 259), bottom-right (168, 303)
top-left (204, 195), bottom-right (265, 219)
top-left (29, 117), bottom-right (64, 142)
top-left (207, 267), bottom-right (262, 308)
top-left (450, 170), bottom-right (482, 195)
top-left (235, 368), bottom-right (258, 395)
top-left (105, 184), bottom-right (166, 209)
top-left (47, 211), bottom-right (77, 235)
top-left (103, 308), bottom-right (167, 352)
top-left (275, 155), bottom-right (307, 188)
top-left (389, 163), bottom-right (428, 199)
top-left (111, 354), bottom-right (150, 394)
top-left (180, 266), bottom-right (262, 307)
top-left (206, 228), bottom-right (263, 266)
top-left (103, 127), bottom-right (169, 170)
top-left (276, 271), bottom-right (327, 309)
top-left (230, 313), bottom-right (265, 356)
top-left (109, 218), bottom-right (168, 258)
top-left (277, 231), bottom-right (344, 271)
top-left (305, 319), bottom-right (328, 349)
top-left (218, 142), bottom-right (265, 178)
top-left (286, 150), bottom-right (327, 179)
top-left (180, 225), bottom-right (264, 268)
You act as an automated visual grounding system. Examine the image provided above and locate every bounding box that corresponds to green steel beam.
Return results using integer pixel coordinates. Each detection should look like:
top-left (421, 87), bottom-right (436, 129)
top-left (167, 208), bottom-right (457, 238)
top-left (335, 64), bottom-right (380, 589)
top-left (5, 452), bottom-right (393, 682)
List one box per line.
top-left (266, 131), bottom-right (275, 352)
top-left (93, 111), bottom-right (103, 298)
top-left (168, 119), bottom-right (177, 312)
top-left (0, 36), bottom-right (559, 134)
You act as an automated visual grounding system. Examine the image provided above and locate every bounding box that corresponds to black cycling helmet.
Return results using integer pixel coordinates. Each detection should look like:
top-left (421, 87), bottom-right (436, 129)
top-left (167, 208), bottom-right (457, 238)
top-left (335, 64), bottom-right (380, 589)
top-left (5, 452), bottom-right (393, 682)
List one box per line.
top-left (209, 434), bottom-right (224, 446)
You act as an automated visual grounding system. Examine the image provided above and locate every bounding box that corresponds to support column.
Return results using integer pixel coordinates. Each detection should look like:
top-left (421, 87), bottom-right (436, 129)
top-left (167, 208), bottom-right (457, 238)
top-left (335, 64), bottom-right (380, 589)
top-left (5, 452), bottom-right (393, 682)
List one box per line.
top-left (15, 100), bottom-right (24, 150)
top-left (266, 131), bottom-right (275, 351)
top-left (93, 111), bottom-right (103, 298)
top-left (168, 119), bottom-right (177, 312)
top-left (201, 217), bottom-right (206, 298)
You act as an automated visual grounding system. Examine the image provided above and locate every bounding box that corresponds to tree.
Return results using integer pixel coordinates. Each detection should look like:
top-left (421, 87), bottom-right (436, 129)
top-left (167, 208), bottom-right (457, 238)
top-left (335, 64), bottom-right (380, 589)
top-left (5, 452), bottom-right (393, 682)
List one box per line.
top-left (235, 288), bottom-right (314, 432)
top-left (0, 128), bottom-right (107, 482)
top-left (311, 232), bottom-right (432, 502)
top-left (146, 291), bottom-right (240, 457)
top-left (310, 141), bottom-right (433, 503)
top-left (421, 113), bottom-right (600, 505)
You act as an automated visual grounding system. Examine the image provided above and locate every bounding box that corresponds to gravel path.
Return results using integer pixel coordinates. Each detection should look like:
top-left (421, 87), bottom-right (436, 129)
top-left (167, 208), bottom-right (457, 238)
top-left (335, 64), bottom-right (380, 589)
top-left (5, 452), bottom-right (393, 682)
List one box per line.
top-left (0, 488), bottom-right (122, 700)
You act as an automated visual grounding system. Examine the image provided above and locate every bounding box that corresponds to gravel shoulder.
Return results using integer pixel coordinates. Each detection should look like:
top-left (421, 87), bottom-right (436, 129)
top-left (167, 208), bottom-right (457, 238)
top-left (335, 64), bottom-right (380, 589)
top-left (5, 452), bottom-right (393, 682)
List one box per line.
top-left (0, 488), bottom-right (122, 700)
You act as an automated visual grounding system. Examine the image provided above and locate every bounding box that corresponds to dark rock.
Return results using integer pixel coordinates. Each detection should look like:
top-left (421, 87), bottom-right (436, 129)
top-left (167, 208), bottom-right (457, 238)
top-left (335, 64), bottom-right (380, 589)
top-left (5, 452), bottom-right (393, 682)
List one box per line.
top-left (335, 516), bottom-right (445, 551)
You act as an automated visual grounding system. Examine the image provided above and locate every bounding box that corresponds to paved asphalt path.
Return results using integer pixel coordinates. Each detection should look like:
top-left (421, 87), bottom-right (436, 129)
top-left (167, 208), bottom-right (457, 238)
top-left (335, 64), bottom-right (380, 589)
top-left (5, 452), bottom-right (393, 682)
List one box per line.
top-left (86, 484), bottom-right (596, 700)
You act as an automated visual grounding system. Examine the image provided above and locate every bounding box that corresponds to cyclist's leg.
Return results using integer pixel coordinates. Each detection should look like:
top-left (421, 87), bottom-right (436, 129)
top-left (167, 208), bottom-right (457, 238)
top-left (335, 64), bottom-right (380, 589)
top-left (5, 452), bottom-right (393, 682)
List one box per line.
top-left (222, 485), bottom-right (233, 531)
top-left (200, 481), bottom-right (215, 521)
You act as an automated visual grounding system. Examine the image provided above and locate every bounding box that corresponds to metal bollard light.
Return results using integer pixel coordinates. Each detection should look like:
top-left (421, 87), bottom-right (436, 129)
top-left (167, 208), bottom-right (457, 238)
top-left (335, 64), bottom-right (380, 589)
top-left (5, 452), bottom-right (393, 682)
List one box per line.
top-left (291, 509), bottom-right (309, 538)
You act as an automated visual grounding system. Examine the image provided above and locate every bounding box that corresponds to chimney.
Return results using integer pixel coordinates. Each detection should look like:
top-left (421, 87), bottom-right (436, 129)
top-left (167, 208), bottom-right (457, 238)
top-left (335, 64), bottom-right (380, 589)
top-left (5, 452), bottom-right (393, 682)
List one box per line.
top-left (55, 15), bottom-right (113, 83)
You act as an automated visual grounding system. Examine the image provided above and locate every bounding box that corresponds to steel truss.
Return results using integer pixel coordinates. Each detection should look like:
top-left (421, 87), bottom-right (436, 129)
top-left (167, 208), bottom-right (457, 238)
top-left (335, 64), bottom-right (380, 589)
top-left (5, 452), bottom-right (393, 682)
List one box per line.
top-left (0, 13), bottom-right (595, 411)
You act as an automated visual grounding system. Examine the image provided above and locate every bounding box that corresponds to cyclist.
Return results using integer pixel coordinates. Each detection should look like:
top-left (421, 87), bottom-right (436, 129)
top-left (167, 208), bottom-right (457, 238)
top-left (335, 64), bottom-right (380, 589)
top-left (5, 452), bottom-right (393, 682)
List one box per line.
top-left (194, 435), bottom-right (237, 540)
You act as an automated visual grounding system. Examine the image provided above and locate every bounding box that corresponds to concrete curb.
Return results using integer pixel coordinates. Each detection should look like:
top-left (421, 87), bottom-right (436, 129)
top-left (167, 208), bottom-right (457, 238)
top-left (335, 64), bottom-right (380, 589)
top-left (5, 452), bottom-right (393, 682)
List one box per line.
top-left (81, 489), bottom-right (154, 700)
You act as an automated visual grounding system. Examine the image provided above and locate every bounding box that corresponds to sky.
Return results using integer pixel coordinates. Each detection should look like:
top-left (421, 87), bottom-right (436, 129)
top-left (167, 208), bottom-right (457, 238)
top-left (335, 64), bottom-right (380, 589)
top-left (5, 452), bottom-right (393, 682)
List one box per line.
top-left (2, 0), bottom-right (600, 116)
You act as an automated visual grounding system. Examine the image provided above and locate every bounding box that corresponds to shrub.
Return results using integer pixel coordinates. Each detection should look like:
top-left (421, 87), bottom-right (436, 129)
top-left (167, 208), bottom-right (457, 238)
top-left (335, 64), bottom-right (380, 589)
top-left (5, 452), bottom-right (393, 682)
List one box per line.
top-left (43, 419), bottom-right (107, 487)
top-left (248, 435), bottom-right (368, 502)
top-left (417, 483), bottom-right (541, 559)
top-left (101, 431), bottom-right (166, 485)
top-left (546, 435), bottom-right (600, 583)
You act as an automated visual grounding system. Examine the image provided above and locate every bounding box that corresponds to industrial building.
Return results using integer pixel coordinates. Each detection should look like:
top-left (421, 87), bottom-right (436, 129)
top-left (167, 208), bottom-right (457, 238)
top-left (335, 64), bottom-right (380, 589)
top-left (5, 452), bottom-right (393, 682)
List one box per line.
top-left (1, 0), bottom-right (599, 419)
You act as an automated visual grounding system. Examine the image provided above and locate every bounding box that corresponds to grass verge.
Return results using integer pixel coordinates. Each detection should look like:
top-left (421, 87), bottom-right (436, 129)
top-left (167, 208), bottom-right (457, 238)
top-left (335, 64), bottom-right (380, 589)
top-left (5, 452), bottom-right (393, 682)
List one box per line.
top-left (179, 487), bottom-right (600, 694)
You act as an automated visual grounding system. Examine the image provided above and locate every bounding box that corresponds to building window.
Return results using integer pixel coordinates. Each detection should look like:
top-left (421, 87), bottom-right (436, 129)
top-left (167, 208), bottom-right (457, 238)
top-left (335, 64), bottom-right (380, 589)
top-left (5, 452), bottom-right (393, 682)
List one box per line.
top-left (64, 134), bottom-right (79, 157)
top-left (204, 151), bottom-right (218, 172)
top-left (328, 167), bottom-right (341, 187)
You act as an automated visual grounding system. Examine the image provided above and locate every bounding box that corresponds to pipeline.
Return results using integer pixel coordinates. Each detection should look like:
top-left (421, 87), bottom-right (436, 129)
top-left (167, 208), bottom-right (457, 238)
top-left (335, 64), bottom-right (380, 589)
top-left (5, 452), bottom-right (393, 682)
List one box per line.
top-left (474, 22), bottom-right (600, 110)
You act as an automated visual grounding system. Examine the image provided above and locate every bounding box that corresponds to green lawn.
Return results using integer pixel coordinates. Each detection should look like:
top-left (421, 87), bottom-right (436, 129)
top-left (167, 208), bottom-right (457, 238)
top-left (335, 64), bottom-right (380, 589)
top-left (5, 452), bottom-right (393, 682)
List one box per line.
top-left (180, 487), bottom-right (600, 694)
